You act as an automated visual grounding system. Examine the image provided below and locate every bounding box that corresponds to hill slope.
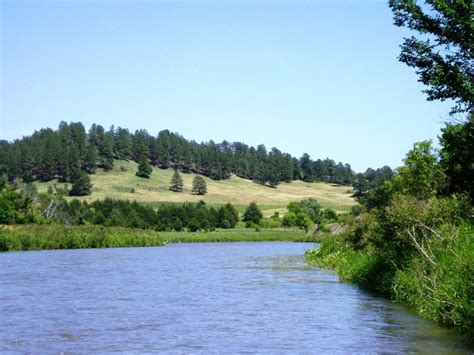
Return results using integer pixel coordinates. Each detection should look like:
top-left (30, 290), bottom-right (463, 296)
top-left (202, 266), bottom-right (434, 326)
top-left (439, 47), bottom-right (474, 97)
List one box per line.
top-left (36, 160), bottom-right (356, 215)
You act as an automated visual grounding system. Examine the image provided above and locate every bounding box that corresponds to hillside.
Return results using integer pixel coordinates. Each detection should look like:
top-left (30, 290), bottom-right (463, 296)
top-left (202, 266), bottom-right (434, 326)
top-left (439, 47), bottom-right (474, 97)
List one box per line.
top-left (36, 160), bottom-right (356, 215)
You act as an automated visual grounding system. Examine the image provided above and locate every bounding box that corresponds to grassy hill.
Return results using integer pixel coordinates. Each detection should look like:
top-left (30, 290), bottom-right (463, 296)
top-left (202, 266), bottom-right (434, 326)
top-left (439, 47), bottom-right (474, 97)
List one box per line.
top-left (36, 160), bottom-right (356, 215)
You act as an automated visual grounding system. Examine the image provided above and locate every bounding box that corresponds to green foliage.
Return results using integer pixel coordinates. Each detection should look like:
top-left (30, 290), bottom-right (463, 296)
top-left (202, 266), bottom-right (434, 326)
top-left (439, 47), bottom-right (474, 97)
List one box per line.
top-left (169, 170), bottom-right (184, 192)
top-left (439, 116), bottom-right (474, 201)
top-left (217, 203), bottom-right (239, 228)
top-left (287, 198), bottom-right (322, 223)
top-left (282, 212), bottom-right (297, 227)
top-left (136, 155), bottom-right (152, 178)
top-left (69, 171), bottom-right (92, 196)
top-left (389, 0), bottom-right (473, 114)
top-left (2, 122), bottom-right (356, 190)
top-left (307, 195), bottom-right (474, 333)
top-left (259, 218), bottom-right (281, 229)
top-left (322, 208), bottom-right (338, 221)
top-left (0, 225), bottom-right (164, 251)
top-left (188, 217), bottom-right (201, 232)
top-left (157, 228), bottom-right (310, 243)
top-left (295, 213), bottom-right (312, 232)
top-left (192, 175), bottom-right (207, 195)
top-left (242, 202), bottom-right (263, 226)
top-left (0, 181), bottom-right (35, 224)
top-left (82, 144), bottom-right (97, 174)
top-left (397, 140), bottom-right (444, 199)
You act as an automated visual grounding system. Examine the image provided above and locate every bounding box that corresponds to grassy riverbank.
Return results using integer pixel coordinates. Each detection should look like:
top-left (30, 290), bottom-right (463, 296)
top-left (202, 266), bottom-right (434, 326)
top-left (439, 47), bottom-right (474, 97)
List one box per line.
top-left (0, 225), bottom-right (314, 252)
top-left (0, 225), bottom-right (165, 251)
top-left (159, 227), bottom-right (313, 243)
top-left (306, 220), bottom-right (474, 344)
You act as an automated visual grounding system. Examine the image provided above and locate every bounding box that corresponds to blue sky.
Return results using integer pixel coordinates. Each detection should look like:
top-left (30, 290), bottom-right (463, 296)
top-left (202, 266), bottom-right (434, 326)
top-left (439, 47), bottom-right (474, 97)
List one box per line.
top-left (1, 0), bottom-right (452, 172)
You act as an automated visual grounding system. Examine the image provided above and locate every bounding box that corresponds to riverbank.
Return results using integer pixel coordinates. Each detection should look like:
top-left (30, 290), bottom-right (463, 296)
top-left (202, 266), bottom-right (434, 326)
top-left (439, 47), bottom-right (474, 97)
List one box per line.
top-left (305, 222), bottom-right (474, 345)
top-left (0, 225), bottom-right (164, 251)
top-left (159, 227), bottom-right (314, 243)
top-left (0, 225), bottom-right (315, 252)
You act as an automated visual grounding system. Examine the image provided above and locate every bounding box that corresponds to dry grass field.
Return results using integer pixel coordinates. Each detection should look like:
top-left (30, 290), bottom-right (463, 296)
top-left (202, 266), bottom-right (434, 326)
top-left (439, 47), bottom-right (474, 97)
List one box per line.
top-left (36, 160), bottom-right (357, 215)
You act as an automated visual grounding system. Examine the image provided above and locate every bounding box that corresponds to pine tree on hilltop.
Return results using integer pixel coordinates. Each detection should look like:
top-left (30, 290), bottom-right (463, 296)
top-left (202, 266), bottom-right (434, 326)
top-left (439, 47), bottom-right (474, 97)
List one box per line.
top-left (170, 170), bottom-right (184, 192)
top-left (192, 175), bottom-right (207, 195)
top-left (136, 155), bottom-right (152, 178)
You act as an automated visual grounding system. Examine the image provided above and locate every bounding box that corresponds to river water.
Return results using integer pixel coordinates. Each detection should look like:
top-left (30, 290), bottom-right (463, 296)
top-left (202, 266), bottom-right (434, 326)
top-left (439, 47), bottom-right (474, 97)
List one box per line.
top-left (0, 242), bottom-right (468, 353)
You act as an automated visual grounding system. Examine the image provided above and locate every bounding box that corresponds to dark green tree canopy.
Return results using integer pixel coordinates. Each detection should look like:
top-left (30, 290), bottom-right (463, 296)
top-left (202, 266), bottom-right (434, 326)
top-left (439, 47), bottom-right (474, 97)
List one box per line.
top-left (243, 202), bottom-right (263, 225)
top-left (69, 171), bottom-right (92, 196)
top-left (169, 170), bottom-right (184, 192)
top-left (1, 121), bottom-right (355, 187)
top-left (389, 0), bottom-right (473, 114)
top-left (136, 155), bottom-right (152, 178)
top-left (192, 175), bottom-right (207, 195)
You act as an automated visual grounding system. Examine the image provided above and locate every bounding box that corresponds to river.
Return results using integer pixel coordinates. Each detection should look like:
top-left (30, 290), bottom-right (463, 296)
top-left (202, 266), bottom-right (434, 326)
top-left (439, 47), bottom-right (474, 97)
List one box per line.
top-left (0, 242), bottom-right (468, 353)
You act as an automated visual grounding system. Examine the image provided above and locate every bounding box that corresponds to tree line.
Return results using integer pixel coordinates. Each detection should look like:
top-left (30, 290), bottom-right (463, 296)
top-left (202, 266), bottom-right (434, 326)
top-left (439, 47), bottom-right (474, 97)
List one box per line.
top-left (0, 122), bottom-right (355, 194)
top-left (0, 177), bottom-right (239, 232)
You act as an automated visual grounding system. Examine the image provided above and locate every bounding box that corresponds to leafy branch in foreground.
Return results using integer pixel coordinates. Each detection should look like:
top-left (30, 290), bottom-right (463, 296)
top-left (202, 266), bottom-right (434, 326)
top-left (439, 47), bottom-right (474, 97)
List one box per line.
top-left (389, 0), bottom-right (473, 115)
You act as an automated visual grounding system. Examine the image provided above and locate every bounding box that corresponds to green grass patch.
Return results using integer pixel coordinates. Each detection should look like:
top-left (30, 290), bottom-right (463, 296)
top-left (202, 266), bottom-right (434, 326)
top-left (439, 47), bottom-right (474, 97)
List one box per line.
top-left (157, 228), bottom-right (315, 243)
top-left (0, 225), bottom-right (316, 252)
top-left (0, 224), bottom-right (164, 251)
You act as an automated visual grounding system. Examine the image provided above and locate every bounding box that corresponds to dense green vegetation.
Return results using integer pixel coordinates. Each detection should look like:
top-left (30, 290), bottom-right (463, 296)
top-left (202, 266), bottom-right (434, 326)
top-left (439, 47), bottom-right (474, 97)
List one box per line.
top-left (307, 0), bottom-right (473, 342)
top-left (307, 135), bottom-right (474, 339)
top-left (0, 225), bottom-right (164, 251)
top-left (0, 224), bottom-right (313, 252)
top-left (0, 179), bottom-right (241, 232)
top-left (0, 122), bottom-right (356, 195)
top-left (158, 228), bottom-right (312, 243)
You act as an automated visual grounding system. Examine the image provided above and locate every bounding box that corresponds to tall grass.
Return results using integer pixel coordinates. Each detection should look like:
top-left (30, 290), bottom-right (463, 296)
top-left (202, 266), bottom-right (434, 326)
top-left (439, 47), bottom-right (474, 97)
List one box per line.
top-left (0, 225), bottom-right (164, 251)
top-left (306, 222), bottom-right (474, 344)
top-left (0, 225), bottom-right (313, 252)
top-left (159, 228), bottom-right (313, 243)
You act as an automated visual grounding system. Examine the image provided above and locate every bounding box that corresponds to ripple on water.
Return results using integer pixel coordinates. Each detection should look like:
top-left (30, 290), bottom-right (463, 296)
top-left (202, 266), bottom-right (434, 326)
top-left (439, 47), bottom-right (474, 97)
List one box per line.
top-left (0, 242), bottom-right (469, 353)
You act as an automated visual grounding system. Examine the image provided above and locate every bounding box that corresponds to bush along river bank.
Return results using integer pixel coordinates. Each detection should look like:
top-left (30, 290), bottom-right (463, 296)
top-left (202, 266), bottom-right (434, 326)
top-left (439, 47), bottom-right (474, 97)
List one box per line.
top-left (306, 198), bottom-right (474, 346)
top-left (0, 225), bottom-right (165, 251)
top-left (0, 224), bottom-right (316, 252)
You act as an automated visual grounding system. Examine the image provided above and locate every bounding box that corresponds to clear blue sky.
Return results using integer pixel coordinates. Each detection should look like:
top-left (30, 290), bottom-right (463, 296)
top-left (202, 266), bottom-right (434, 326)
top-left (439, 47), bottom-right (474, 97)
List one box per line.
top-left (1, 0), bottom-right (452, 172)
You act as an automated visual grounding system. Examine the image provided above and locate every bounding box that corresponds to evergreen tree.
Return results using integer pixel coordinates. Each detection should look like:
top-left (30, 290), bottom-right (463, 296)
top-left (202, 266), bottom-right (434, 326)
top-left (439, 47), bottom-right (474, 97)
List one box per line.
top-left (169, 170), bottom-right (184, 192)
top-left (101, 130), bottom-right (115, 171)
top-left (136, 155), bottom-right (152, 178)
top-left (242, 202), bottom-right (263, 226)
top-left (114, 127), bottom-right (132, 160)
top-left (69, 171), bottom-right (92, 196)
top-left (217, 203), bottom-right (239, 228)
top-left (82, 144), bottom-right (97, 174)
top-left (192, 175), bottom-right (207, 195)
top-left (67, 144), bottom-right (81, 182)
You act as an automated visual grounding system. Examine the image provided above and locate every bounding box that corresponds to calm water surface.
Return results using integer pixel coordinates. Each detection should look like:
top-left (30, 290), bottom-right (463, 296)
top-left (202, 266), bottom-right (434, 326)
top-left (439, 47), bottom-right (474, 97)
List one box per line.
top-left (0, 242), bottom-right (468, 353)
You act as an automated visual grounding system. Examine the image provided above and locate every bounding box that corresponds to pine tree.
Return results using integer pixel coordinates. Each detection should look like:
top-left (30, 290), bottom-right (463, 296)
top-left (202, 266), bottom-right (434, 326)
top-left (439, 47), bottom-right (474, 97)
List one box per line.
top-left (82, 144), bottom-right (97, 174)
top-left (69, 171), bottom-right (92, 196)
top-left (67, 144), bottom-right (81, 182)
top-left (136, 155), bottom-right (152, 178)
top-left (243, 202), bottom-right (263, 225)
top-left (192, 175), bottom-right (207, 195)
top-left (169, 170), bottom-right (184, 192)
